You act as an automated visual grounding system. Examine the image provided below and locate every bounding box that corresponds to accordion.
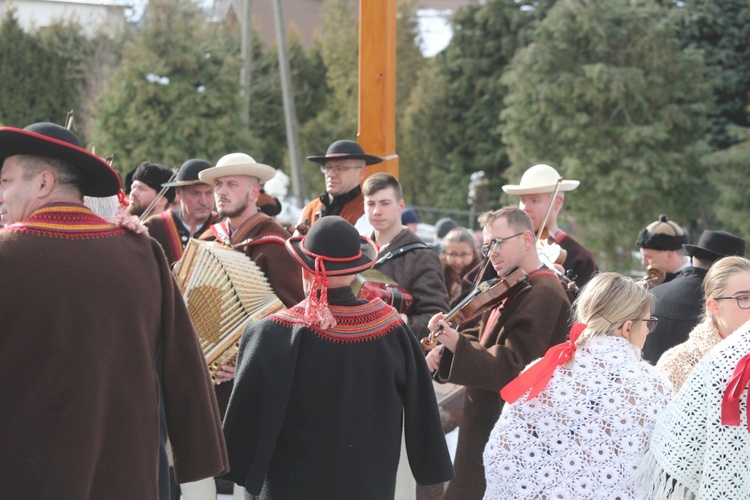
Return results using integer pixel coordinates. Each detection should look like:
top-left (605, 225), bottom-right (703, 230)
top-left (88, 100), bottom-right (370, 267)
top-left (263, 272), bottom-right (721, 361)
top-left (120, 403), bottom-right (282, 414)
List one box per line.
top-left (351, 268), bottom-right (413, 314)
top-left (175, 239), bottom-right (285, 383)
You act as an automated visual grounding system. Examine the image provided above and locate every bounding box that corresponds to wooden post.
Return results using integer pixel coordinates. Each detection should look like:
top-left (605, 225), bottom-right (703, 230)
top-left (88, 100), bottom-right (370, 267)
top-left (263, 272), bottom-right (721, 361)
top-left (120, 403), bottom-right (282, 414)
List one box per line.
top-left (358, 0), bottom-right (399, 178)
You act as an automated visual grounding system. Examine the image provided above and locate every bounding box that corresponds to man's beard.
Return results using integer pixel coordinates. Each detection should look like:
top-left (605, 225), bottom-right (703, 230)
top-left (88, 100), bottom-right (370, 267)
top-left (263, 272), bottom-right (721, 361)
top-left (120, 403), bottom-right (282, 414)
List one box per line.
top-left (218, 194), bottom-right (249, 219)
top-left (127, 201), bottom-right (145, 217)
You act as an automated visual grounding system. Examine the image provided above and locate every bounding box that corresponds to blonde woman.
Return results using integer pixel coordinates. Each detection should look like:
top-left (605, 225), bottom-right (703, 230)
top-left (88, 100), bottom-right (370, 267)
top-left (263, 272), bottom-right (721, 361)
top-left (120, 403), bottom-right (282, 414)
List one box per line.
top-left (657, 256), bottom-right (750, 392)
top-left (483, 273), bottom-right (673, 499)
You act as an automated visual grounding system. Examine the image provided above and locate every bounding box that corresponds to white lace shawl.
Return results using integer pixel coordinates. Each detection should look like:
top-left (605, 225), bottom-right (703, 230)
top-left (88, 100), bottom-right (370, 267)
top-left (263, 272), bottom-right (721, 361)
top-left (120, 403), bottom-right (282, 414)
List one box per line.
top-left (483, 335), bottom-right (673, 500)
top-left (635, 325), bottom-right (750, 500)
top-left (656, 319), bottom-right (722, 393)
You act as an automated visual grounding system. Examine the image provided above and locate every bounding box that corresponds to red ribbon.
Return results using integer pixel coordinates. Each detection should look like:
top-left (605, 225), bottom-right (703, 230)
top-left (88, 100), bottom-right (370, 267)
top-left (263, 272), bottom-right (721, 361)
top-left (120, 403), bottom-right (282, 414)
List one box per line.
top-left (500, 323), bottom-right (587, 404)
top-left (721, 352), bottom-right (750, 431)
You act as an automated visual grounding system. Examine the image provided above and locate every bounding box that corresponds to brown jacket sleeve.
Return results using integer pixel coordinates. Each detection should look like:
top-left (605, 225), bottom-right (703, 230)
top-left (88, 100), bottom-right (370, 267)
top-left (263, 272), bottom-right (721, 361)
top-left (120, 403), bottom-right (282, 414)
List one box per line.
top-left (438, 275), bottom-right (570, 392)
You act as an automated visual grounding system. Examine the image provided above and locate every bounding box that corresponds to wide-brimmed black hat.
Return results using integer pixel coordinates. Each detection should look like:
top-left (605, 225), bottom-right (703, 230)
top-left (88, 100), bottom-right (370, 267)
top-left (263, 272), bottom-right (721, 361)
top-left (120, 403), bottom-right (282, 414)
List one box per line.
top-left (286, 216), bottom-right (377, 276)
top-left (162, 159), bottom-right (212, 187)
top-left (636, 214), bottom-right (687, 250)
top-left (0, 122), bottom-right (121, 197)
top-left (683, 230), bottom-right (745, 262)
top-left (306, 139), bottom-right (383, 166)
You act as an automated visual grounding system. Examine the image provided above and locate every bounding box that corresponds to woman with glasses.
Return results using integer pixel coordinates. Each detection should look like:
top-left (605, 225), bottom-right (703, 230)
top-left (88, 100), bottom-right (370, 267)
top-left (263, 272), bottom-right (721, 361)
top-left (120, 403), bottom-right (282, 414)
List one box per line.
top-left (440, 228), bottom-right (481, 306)
top-left (483, 272), bottom-right (673, 499)
top-left (657, 256), bottom-right (750, 392)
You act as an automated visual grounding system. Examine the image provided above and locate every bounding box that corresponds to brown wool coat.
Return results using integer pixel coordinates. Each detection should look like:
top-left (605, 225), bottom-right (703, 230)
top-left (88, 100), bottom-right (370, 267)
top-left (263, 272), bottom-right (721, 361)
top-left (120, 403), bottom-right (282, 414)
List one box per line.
top-left (0, 211), bottom-right (228, 498)
top-left (298, 190), bottom-right (365, 230)
top-left (374, 228), bottom-right (450, 339)
top-left (436, 270), bottom-right (571, 500)
top-left (145, 209), bottom-right (217, 265)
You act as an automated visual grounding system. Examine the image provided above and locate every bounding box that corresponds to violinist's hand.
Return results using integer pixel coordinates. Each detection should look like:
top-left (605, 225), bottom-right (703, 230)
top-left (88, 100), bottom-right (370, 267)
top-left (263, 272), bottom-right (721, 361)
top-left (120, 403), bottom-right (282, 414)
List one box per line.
top-left (428, 312), bottom-right (460, 353)
top-left (425, 345), bottom-right (443, 372)
top-left (553, 263), bottom-right (566, 275)
top-left (215, 364), bottom-right (236, 384)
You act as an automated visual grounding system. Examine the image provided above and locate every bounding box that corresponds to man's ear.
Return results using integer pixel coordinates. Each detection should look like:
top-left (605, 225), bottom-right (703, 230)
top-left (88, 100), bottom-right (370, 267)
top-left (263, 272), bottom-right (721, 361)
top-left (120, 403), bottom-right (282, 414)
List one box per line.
top-left (358, 167), bottom-right (367, 183)
top-left (553, 194), bottom-right (564, 212)
top-left (37, 170), bottom-right (56, 197)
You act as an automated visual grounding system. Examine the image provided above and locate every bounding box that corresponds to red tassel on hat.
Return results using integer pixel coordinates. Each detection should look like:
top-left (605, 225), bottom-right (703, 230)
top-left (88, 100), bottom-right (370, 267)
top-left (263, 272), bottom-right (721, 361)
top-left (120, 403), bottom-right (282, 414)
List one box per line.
top-left (299, 241), bottom-right (363, 330)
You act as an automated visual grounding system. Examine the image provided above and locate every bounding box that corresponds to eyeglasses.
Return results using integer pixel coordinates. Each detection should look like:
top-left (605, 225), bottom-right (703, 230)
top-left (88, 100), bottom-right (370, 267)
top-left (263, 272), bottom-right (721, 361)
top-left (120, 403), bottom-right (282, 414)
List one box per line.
top-left (480, 232), bottom-right (524, 257)
top-left (445, 252), bottom-right (473, 259)
top-left (638, 317), bottom-right (659, 333)
top-left (320, 164), bottom-right (363, 175)
top-left (713, 295), bottom-right (750, 309)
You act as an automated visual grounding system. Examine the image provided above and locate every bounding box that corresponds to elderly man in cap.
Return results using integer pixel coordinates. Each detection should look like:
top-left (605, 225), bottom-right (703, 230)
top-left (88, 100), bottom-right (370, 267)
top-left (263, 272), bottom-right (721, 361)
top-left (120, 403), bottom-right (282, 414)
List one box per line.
top-left (503, 164), bottom-right (597, 288)
top-left (144, 158), bottom-right (218, 265)
top-left (127, 161), bottom-right (175, 217)
top-left (643, 229), bottom-right (746, 364)
top-left (222, 216), bottom-right (454, 498)
top-left (298, 139), bottom-right (383, 234)
top-left (0, 122), bottom-right (227, 498)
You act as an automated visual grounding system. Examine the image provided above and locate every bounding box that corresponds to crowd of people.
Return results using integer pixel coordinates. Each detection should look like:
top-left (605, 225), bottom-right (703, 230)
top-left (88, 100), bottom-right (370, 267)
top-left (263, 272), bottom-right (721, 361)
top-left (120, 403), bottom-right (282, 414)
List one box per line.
top-left (0, 120), bottom-right (748, 499)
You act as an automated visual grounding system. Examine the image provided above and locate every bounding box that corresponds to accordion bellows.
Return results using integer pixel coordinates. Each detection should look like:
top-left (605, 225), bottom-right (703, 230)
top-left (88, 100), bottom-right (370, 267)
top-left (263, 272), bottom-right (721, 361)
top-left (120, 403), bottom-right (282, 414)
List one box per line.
top-left (176, 239), bottom-right (285, 382)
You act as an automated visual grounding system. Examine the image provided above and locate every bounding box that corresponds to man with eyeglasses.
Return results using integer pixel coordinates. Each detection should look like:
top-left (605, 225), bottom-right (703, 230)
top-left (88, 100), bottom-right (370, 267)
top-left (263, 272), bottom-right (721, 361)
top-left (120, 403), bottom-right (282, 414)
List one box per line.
top-left (425, 207), bottom-right (571, 500)
top-left (643, 229), bottom-right (745, 364)
top-left (298, 139), bottom-right (383, 234)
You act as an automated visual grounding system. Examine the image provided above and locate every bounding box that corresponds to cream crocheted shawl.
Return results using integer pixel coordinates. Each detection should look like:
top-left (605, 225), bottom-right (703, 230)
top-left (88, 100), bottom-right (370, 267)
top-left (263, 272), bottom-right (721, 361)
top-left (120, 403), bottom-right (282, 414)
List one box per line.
top-left (483, 335), bottom-right (673, 499)
top-left (636, 325), bottom-right (750, 499)
top-left (656, 319), bottom-right (722, 393)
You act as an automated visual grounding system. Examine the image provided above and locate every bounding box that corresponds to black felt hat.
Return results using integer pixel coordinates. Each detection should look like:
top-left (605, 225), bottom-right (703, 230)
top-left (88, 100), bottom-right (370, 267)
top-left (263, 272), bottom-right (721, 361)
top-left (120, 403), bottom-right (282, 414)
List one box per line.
top-left (133, 162), bottom-right (176, 203)
top-left (0, 122), bottom-right (121, 197)
top-left (286, 216), bottom-right (377, 276)
top-left (306, 140), bottom-right (383, 166)
top-left (636, 214), bottom-right (687, 250)
top-left (683, 230), bottom-right (745, 262)
top-left (162, 159), bottom-right (212, 187)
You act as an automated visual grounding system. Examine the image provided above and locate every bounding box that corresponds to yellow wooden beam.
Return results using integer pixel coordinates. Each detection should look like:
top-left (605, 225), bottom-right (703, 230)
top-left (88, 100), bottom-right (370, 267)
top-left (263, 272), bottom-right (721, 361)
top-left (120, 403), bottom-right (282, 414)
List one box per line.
top-left (358, 0), bottom-right (399, 179)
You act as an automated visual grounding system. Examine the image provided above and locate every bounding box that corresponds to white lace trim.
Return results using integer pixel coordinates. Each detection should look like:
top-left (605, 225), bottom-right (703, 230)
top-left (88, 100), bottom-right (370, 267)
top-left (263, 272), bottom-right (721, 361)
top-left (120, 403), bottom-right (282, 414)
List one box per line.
top-left (483, 335), bottom-right (673, 499)
top-left (635, 323), bottom-right (750, 500)
top-left (656, 319), bottom-right (721, 393)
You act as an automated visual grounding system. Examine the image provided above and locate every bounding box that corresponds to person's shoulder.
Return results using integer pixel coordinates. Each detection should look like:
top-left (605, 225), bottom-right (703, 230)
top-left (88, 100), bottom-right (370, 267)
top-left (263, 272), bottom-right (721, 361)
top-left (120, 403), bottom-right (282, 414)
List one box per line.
top-left (255, 215), bottom-right (291, 238)
top-left (302, 197), bottom-right (323, 212)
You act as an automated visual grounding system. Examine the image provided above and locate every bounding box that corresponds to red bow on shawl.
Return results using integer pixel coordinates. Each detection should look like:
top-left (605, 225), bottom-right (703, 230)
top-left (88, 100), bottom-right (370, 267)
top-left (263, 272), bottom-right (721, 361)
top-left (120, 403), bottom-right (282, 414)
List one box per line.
top-left (721, 352), bottom-right (750, 431)
top-left (500, 323), bottom-right (587, 404)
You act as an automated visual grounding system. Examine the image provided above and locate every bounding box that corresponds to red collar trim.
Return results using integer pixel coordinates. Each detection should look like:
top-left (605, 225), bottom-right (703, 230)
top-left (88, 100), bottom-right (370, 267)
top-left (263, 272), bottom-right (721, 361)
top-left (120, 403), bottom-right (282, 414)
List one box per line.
top-left (5, 203), bottom-right (125, 239)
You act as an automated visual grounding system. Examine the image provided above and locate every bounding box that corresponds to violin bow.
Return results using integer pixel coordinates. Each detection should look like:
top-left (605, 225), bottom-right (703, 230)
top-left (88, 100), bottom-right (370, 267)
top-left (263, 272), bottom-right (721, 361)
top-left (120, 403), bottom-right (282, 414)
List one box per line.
top-left (535, 176), bottom-right (564, 242)
top-left (139, 170), bottom-right (178, 221)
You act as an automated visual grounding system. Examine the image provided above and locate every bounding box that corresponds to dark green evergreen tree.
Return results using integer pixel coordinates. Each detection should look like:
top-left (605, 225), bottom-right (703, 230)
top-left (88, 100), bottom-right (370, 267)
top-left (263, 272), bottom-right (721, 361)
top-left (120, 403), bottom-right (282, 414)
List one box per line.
top-left (673, 0), bottom-right (750, 151)
top-left (400, 0), bottom-right (556, 213)
top-left (0, 12), bottom-right (82, 128)
top-left (500, 0), bottom-right (712, 269)
top-left (91, 0), bottom-right (254, 174)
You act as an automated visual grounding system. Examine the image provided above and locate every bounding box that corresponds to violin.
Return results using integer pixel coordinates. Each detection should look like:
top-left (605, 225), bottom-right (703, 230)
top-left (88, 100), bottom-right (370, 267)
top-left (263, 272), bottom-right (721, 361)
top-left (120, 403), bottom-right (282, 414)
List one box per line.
top-left (420, 267), bottom-right (530, 351)
top-left (639, 265), bottom-right (666, 288)
top-left (536, 227), bottom-right (568, 267)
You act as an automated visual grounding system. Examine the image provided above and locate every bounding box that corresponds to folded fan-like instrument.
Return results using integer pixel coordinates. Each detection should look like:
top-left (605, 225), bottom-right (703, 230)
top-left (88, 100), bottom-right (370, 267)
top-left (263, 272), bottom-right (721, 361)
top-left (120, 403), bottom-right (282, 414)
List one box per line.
top-left (175, 239), bottom-right (285, 383)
